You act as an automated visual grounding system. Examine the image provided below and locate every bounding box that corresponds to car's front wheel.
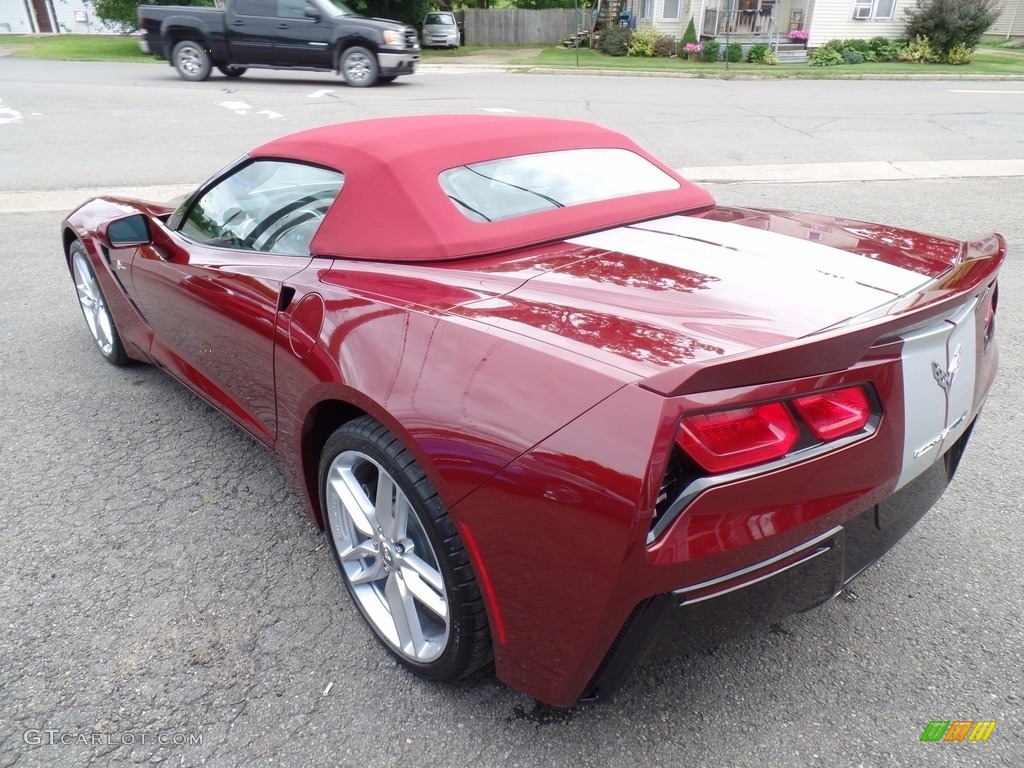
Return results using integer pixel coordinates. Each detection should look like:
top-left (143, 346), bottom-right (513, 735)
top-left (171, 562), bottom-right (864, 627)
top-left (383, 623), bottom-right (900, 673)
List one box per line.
top-left (340, 46), bottom-right (378, 87)
top-left (172, 40), bottom-right (211, 82)
top-left (70, 241), bottom-right (129, 366)
top-left (319, 416), bottom-right (492, 680)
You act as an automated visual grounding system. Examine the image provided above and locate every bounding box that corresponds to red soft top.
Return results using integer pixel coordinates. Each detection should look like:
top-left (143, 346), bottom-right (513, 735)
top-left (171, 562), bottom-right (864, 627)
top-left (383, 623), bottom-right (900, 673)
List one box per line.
top-left (250, 114), bottom-right (716, 262)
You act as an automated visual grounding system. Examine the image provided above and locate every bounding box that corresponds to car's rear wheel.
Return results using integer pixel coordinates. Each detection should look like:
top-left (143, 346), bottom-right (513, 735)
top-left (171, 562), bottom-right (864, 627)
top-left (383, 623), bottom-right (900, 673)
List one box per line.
top-left (70, 241), bottom-right (129, 366)
top-left (172, 40), bottom-right (211, 82)
top-left (319, 416), bottom-right (492, 680)
top-left (217, 65), bottom-right (247, 78)
top-left (340, 46), bottom-right (378, 87)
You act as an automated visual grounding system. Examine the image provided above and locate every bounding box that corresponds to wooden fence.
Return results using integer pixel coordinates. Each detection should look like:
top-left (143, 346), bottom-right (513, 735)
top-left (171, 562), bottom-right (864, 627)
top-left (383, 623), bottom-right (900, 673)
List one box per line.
top-left (456, 9), bottom-right (580, 46)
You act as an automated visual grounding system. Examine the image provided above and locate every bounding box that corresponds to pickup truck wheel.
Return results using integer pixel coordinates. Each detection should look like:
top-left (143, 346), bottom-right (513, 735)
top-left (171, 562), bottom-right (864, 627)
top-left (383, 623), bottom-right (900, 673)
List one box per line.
top-left (341, 46), bottom-right (378, 87)
top-left (172, 41), bottom-right (211, 82)
top-left (217, 65), bottom-right (247, 78)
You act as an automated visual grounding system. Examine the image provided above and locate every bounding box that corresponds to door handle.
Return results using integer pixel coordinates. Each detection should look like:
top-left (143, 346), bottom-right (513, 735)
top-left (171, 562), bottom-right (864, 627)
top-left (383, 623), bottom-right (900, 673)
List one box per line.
top-left (231, 19), bottom-right (245, 26)
top-left (276, 23), bottom-right (289, 29)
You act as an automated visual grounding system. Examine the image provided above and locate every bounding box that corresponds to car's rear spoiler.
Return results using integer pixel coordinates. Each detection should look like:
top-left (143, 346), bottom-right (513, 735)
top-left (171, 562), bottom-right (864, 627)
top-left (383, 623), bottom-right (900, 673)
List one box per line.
top-left (639, 233), bottom-right (1006, 397)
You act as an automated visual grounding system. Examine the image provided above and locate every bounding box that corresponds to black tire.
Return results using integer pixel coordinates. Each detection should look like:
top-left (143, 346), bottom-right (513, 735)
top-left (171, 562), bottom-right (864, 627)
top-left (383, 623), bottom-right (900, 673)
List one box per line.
top-left (340, 46), bottom-right (379, 87)
top-left (378, 75), bottom-right (397, 84)
top-left (319, 416), bottom-right (492, 680)
top-left (172, 40), bottom-right (212, 82)
top-left (217, 64), bottom-right (247, 78)
top-left (69, 240), bottom-right (130, 366)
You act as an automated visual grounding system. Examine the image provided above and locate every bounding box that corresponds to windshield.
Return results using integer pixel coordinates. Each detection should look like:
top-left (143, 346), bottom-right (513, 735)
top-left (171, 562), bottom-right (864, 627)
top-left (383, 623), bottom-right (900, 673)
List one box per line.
top-left (319, 0), bottom-right (355, 16)
top-left (439, 148), bottom-right (680, 223)
top-left (425, 12), bottom-right (455, 24)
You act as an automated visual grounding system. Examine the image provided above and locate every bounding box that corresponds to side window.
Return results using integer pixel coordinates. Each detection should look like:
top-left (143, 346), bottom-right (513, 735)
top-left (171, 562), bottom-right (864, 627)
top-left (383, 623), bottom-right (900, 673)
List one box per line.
top-left (235, 0), bottom-right (276, 16)
top-left (179, 160), bottom-right (344, 256)
top-left (277, 0), bottom-right (308, 18)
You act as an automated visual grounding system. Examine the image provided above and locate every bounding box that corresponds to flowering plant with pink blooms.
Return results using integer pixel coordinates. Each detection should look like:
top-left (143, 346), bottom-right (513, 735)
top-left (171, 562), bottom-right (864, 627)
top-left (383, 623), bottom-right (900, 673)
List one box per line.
top-left (789, 29), bottom-right (809, 40)
top-left (683, 42), bottom-right (703, 53)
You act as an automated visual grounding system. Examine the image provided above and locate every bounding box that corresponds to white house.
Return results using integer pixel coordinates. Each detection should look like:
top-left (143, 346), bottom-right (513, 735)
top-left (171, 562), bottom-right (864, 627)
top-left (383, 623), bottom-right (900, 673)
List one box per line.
top-left (634, 0), bottom-right (1020, 47)
top-left (1, 0), bottom-right (112, 34)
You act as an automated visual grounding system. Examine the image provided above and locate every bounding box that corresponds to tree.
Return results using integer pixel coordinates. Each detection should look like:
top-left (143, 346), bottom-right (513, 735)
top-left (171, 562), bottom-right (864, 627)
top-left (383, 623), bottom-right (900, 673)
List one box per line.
top-left (903, 0), bottom-right (1000, 59)
top-left (92, 0), bottom-right (214, 34)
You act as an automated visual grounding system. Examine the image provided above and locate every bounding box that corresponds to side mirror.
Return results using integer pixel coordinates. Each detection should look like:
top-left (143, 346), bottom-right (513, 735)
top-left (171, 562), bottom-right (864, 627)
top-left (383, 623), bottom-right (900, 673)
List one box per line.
top-left (304, 3), bottom-right (321, 21)
top-left (104, 214), bottom-right (152, 248)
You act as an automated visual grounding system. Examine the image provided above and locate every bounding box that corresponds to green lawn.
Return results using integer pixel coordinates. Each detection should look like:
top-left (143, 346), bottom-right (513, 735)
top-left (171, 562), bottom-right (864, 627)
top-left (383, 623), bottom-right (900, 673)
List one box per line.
top-left (1, 34), bottom-right (152, 62)
top-left (3, 34), bottom-right (1023, 77)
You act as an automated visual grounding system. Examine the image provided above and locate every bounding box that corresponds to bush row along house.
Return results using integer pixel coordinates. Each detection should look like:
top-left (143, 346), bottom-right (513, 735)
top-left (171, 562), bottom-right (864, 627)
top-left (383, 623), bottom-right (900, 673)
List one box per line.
top-left (611, 0), bottom-right (1023, 48)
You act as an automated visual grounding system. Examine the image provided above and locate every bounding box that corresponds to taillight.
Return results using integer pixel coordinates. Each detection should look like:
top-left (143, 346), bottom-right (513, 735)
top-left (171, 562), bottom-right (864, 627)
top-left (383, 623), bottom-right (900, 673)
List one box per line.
top-left (791, 386), bottom-right (870, 441)
top-left (677, 384), bottom-right (874, 474)
top-left (677, 403), bottom-right (799, 473)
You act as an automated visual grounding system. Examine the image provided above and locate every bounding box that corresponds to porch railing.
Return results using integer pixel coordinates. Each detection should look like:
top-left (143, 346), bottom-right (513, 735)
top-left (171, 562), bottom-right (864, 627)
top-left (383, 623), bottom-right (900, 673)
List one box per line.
top-left (702, 7), bottom-right (777, 39)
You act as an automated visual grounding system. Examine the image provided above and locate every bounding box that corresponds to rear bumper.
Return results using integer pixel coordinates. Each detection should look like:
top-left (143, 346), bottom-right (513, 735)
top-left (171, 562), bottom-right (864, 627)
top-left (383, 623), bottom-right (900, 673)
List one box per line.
top-left (581, 417), bottom-right (976, 703)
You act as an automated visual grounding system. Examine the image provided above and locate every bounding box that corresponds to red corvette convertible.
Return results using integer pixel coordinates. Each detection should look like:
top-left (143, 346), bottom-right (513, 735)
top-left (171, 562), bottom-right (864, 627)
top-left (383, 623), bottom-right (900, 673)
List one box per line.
top-left (61, 115), bottom-right (1003, 707)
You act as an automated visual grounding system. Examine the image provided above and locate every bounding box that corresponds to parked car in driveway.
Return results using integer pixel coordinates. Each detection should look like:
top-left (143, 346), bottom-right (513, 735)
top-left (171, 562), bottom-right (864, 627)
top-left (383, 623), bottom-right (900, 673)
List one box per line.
top-left (138, 0), bottom-right (419, 86)
top-left (60, 115), bottom-right (1004, 707)
top-left (420, 10), bottom-right (459, 48)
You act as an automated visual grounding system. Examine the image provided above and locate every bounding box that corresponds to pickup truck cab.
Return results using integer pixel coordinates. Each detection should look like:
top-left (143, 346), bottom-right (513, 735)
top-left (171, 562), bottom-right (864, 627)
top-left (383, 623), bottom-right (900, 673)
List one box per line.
top-left (138, 0), bottom-right (419, 87)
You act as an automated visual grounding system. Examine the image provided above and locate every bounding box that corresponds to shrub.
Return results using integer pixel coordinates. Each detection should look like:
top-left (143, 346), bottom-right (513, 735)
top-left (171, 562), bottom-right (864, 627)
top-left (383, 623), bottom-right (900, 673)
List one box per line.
top-left (654, 35), bottom-right (677, 57)
top-left (868, 35), bottom-right (891, 53)
top-left (808, 47), bottom-right (844, 66)
top-left (839, 38), bottom-right (871, 53)
top-left (93, 0), bottom-right (214, 33)
top-left (870, 37), bottom-right (907, 61)
top-left (762, 51), bottom-right (780, 65)
top-left (842, 49), bottom-right (865, 64)
top-left (599, 25), bottom-right (630, 56)
top-left (681, 16), bottom-right (698, 46)
top-left (628, 29), bottom-right (658, 57)
top-left (701, 40), bottom-right (721, 62)
top-left (898, 34), bottom-right (939, 62)
top-left (904, 0), bottom-right (999, 58)
top-left (946, 42), bottom-right (974, 63)
top-left (747, 43), bottom-right (770, 63)
top-left (726, 42), bottom-right (744, 62)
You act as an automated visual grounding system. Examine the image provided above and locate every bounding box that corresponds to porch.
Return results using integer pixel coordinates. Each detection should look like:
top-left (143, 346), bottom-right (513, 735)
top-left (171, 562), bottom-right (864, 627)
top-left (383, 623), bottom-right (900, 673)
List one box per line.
top-left (700, 1), bottom-right (808, 61)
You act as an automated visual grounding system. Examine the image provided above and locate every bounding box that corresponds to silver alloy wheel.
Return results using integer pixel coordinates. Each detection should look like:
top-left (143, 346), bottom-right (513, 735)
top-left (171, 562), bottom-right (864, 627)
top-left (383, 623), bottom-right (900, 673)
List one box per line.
top-left (343, 51), bottom-right (373, 83)
top-left (176, 45), bottom-right (203, 77)
top-left (326, 450), bottom-right (450, 663)
top-left (72, 251), bottom-right (115, 357)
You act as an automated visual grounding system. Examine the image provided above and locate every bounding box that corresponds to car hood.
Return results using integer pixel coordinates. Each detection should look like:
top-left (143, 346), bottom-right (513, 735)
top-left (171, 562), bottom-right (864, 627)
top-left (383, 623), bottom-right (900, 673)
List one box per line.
top-left (449, 206), bottom-right (963, 380)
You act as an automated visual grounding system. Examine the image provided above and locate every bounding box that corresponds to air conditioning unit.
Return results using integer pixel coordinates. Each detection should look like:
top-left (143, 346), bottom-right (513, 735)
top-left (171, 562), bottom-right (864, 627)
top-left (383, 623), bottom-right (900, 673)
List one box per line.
top-left (852, 4), bottom-right (872, 19)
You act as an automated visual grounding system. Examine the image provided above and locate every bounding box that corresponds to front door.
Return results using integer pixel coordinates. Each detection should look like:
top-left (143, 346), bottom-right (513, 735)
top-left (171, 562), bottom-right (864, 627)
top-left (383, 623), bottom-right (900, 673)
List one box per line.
top-left (127, 158), bottom-right (345, 442)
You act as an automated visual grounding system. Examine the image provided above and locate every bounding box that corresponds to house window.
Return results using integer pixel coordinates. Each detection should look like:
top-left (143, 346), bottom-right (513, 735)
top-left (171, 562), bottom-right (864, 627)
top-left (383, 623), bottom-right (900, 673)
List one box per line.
top-left (639, 0), bottom-right (653, 20)
top-left (662, 0), bottom-right (681, 19)
top-left (872, 0), bottom-right (896, 18)
top-left (854, 0), bottom-right (896, 19)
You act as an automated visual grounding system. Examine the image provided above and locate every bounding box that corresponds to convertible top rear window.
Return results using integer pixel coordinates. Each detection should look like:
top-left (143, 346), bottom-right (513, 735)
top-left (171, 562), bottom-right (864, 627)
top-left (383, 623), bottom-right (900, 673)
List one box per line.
top-left (439, 148), bottom-right (680, 223)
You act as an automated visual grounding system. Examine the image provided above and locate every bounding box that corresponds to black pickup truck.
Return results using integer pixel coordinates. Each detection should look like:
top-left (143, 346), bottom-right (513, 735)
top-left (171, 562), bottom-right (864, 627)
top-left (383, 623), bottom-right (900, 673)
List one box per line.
top-left (138, 0), bottom-right (419, 87)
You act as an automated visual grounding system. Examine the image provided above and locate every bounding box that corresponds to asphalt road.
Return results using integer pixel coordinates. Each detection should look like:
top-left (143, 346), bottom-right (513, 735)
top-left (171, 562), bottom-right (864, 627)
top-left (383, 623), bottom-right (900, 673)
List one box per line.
top-left (0, 59), bottom-right (1022, 767)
